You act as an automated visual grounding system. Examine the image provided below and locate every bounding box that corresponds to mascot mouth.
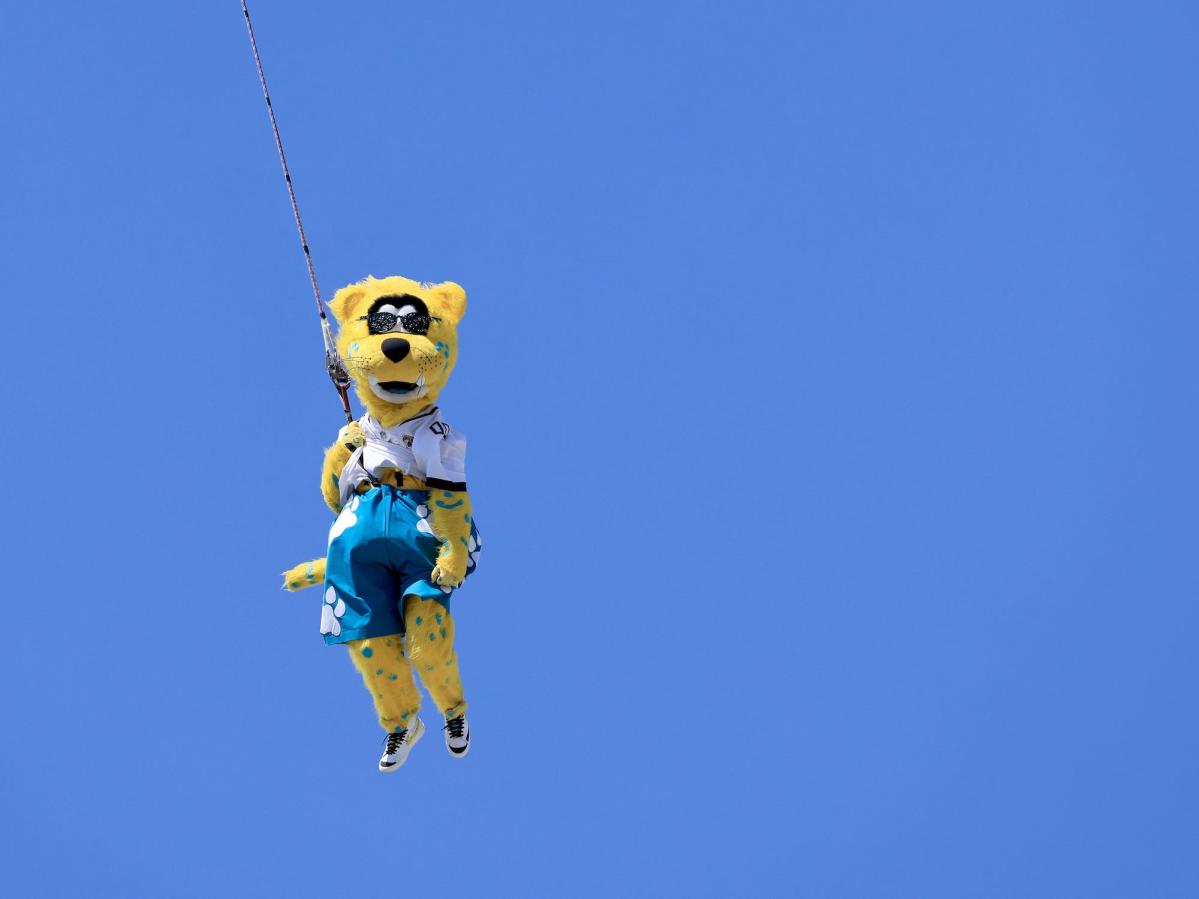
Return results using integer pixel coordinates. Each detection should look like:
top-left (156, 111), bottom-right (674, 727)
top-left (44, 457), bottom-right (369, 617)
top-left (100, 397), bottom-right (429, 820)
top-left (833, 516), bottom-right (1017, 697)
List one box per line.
top-left (368, 374), bottom-right (428, 402)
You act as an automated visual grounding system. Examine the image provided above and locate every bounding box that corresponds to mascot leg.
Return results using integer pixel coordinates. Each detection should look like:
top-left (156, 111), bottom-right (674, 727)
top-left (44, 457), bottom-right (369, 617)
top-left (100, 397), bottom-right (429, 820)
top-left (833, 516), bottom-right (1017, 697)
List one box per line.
top-left (346, 635), bottom-right (422, 732)
top-left (403, 596), bottom-right (467, 720)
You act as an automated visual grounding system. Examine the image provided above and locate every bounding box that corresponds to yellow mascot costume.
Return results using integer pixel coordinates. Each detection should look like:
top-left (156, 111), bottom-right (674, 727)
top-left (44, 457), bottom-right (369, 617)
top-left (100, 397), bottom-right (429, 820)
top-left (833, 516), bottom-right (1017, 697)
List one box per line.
top-left (283, 275), bottom-right (480, 771)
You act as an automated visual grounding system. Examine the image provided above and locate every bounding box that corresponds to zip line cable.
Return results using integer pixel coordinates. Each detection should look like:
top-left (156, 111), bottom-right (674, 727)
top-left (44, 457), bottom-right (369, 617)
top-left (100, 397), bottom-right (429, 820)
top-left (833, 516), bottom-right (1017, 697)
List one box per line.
top-left (241, 0), bottom-right (354, 423)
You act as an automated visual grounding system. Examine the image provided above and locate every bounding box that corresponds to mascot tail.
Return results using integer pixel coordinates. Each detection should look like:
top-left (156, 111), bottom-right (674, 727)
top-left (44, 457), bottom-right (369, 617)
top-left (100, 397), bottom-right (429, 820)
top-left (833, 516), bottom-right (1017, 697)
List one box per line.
top-left (282, 558), bottom-right (326, 591)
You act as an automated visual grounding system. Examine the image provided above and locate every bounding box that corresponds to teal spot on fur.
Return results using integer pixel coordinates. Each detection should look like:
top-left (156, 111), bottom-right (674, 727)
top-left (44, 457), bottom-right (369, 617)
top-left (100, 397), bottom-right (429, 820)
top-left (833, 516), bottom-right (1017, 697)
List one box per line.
top-left (443, 491), bottom-right (453, 498)
top-left (426, 664), bottom-right (434, 671)
top-left (361, 647), bottom-right (373, 658)
top-left (401, 711), bottom-right (410, 719)
top-left (305, 563), bottom-right (315, 582)
top-left (351, 342), bottom-right (361, 353)
top-left (459, 537), bottom-right (470, 548)
top-left (331, 473), bottom-right (339, 486)
top-left (435, 612), bottom-right (443, 624)
top-left (428, 632), bottom-right (436, 642)
top-left (389, 674), bottom-right (398, 680)
top-left (414, 616), bottom-right (423, 625)
top-left (394, 725), bottom-right (404, 733)
top-left (436, 499), bottom-right (464, 510)
top-left (440, 627), bottom-right (447, 638)
top-left (288, 581), bottom-right (301, 589)
top-left (464, 514), bottom-right (471, 522)
top-left (375, 668), bottom-right (383, 675)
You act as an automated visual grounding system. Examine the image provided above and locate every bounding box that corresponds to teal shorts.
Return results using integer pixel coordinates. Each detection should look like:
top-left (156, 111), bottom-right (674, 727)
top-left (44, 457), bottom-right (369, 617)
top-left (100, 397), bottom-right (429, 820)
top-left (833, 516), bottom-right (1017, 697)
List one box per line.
top-left (320, 485), bottom-right (480, 645)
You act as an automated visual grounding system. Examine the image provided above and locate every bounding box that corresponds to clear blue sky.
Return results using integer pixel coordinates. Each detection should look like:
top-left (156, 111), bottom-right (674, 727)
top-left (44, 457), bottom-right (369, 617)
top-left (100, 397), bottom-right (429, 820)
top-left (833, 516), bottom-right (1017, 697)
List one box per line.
top-left (2, 1), bottom-right (1197, 896)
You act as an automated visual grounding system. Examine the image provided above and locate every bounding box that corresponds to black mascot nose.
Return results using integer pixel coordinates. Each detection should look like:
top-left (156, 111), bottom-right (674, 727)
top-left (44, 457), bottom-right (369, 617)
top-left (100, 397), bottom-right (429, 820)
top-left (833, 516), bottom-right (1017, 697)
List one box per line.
top-left (381, 338), bottom-right (410, 363)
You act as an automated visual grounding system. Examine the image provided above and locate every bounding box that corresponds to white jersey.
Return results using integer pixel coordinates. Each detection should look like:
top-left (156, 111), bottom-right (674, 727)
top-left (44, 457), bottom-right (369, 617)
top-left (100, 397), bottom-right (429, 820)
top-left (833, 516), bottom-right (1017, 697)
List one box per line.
top-left (355, 408), bottom-right (467, 489)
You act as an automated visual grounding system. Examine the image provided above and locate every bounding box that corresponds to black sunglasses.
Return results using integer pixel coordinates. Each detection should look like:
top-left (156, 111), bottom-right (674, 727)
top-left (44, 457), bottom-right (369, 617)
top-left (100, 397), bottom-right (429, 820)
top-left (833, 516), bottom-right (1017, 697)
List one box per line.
top-left (359, 309), bottom-right (432, 336)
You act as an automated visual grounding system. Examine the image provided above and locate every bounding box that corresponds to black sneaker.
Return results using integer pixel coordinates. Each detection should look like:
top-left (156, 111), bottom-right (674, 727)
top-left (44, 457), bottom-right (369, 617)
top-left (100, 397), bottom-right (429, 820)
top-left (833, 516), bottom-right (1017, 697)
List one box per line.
top-left (378, 718), bottom-right (424, 772)
top-left (444, 714), bottom-right (470, 758)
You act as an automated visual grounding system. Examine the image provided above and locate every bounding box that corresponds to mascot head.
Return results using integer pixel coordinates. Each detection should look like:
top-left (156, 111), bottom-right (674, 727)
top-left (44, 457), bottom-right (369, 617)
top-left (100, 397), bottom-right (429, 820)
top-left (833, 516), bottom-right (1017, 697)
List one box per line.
top-left (329, 275), bottom-right (467, 427)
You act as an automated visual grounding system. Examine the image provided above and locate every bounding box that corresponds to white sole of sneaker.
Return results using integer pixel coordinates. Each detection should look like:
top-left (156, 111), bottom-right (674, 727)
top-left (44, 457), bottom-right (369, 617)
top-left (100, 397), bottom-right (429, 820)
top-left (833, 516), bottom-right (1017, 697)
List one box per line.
top-left (379, 717), bottom-right (425, 773)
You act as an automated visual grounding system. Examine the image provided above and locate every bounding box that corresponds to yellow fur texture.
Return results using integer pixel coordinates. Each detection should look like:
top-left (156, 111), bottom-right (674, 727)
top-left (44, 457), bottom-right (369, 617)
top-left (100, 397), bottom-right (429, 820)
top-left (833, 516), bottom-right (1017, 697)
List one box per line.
top-left (345, 597), bottom-right (467, 731)
top-left (282, 558), bottom-right (326, 591)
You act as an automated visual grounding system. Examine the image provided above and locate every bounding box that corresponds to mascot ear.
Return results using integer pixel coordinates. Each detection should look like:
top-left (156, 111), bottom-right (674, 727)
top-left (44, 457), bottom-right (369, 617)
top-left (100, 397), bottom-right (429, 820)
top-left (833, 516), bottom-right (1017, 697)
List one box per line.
top-left (434, 281), bottom-right (467, 323)
top-left (328, 284), bottom-right (367, 324)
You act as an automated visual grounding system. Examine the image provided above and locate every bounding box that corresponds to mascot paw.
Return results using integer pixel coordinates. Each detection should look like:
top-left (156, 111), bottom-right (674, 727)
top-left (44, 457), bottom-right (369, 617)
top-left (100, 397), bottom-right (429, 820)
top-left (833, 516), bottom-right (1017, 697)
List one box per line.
top-left (431, 547), bottom-right (468, 589)
top-left (337, 421), bottom-right (365, 452)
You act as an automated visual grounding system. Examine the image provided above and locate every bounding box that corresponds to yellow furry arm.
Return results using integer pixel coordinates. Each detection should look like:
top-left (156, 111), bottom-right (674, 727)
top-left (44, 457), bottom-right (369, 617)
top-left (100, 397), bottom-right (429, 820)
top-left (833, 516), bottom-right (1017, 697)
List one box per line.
top-left (282, 557), bottom-right (326, 591)
top-left (428, 489), bottom-right (473, 588)
top-left (320, 422), bottom-right (364, 513)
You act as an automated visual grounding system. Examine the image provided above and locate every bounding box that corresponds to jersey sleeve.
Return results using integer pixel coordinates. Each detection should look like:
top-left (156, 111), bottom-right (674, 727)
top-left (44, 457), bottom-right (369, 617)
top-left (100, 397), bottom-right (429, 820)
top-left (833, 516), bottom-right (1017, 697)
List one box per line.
top-left (414, 417), bottom-right (467, 491)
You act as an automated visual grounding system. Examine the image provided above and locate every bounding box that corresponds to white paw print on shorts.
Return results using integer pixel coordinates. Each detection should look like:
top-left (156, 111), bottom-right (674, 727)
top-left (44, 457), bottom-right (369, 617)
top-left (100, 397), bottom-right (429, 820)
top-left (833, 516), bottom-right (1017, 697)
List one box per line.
top-left (320, 585), bottom-right (346, 637)
top-left (329, 495), bottom-right (360, 544)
